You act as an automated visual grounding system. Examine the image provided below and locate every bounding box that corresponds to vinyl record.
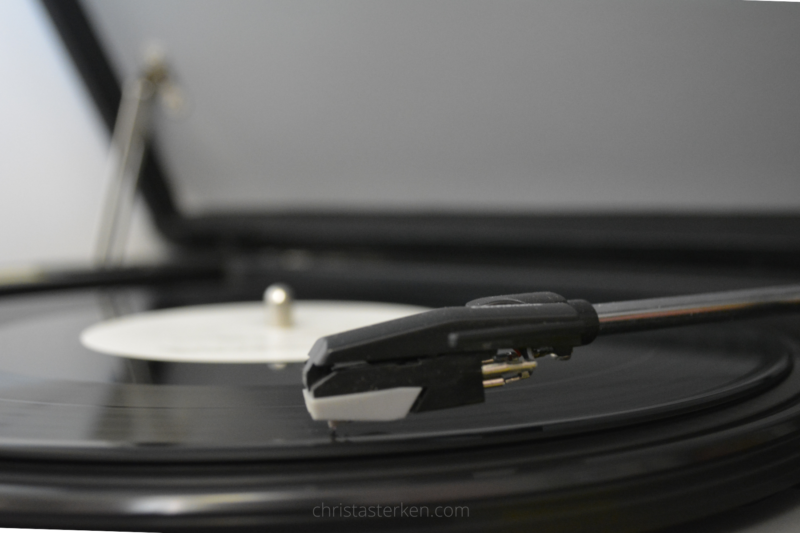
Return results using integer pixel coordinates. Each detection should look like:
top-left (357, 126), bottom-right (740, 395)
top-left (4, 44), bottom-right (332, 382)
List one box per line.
top-left (2, 274), bottom-right (800, 532)
top-left (0, 284), bottom-right (791, 461)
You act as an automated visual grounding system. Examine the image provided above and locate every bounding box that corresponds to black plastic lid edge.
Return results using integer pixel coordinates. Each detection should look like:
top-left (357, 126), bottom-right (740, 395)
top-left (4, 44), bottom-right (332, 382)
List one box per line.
top-left (40, 0), bottom-right (180, 235)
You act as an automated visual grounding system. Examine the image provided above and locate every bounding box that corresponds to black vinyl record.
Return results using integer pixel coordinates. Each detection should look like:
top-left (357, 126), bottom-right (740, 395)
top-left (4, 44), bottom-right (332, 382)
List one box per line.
top-left (2, 263), bottom-right (800, 532)
top-left (0, 299), bottom-right (792, 461)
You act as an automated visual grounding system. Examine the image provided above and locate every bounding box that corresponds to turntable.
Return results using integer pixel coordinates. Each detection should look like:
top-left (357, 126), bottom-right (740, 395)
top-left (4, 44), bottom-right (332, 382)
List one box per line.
top-left (3, 0), bottom-right (800, 531)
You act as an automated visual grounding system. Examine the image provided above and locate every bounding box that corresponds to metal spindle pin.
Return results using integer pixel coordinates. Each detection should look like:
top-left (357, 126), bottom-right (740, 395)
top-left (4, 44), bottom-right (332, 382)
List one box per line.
top-left (264, 283), bottom-right (294, 328)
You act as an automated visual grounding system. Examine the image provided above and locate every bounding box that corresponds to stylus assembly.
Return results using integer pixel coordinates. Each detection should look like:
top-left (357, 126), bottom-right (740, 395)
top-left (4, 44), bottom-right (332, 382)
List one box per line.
top-left (303, 285), bottom-right (800, 422)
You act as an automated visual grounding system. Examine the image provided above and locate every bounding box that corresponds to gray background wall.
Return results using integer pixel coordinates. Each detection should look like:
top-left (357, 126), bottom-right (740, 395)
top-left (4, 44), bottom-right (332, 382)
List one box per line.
top-left (2, 0), bottom-right (800, 269)
top-left (84, 0), bottom-right (800, 215)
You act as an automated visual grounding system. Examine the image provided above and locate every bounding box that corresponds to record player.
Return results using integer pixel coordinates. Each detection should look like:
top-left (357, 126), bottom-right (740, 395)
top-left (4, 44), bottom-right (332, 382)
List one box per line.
top-left (3, 0), bottom-right (800, 531)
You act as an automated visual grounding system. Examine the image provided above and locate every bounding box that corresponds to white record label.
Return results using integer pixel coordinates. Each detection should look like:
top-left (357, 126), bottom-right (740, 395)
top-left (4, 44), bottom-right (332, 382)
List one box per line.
top-left (80, 301), bottom-right (426, 363)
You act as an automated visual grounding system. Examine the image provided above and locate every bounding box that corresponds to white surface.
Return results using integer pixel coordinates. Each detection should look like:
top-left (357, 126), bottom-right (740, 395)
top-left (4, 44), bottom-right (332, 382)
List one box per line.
top-left (303, 387), bottom-right (422, 421)
top-left (0, 0), bottom-right (165, 270)
top-left (81, 300), bottom-right (426, 363)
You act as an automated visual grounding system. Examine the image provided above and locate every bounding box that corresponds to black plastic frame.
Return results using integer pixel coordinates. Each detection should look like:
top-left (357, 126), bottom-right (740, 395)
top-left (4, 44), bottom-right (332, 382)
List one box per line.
top-left (41, 0), bottom-right (179, 231)
top-left (42, 0), bottom-right (800, 265)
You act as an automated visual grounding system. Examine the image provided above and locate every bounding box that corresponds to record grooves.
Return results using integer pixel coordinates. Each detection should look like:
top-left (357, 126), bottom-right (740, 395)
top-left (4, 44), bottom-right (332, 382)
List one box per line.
top-left (0, 286), bottom-right (792, 461)
top-left (1, 268), bottom-right (800, 531)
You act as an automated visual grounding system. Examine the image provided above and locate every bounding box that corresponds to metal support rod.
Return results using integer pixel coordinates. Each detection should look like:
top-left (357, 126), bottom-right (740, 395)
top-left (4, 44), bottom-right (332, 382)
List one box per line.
top-left (94, 77), bottom-right (156, 267)
top-left (594, 285), bottom-right (800, 335)
top-left (94, 54), bottom-right (178, 268)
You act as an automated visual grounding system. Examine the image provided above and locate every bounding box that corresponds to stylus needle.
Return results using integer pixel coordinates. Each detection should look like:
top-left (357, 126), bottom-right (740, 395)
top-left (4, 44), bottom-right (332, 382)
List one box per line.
top-left (302, 285), bottom-right (800, 423)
